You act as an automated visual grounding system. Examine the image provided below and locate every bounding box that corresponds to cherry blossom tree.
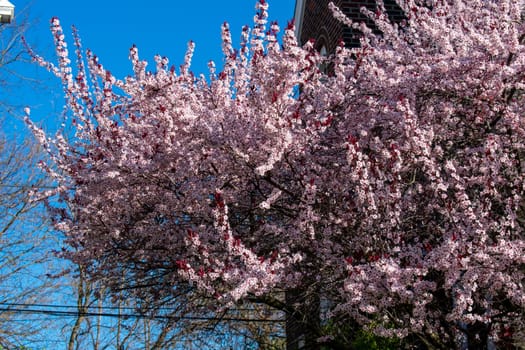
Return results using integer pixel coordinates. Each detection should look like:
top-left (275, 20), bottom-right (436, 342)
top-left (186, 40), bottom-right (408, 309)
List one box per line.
top-left (27, 0), bottom-right (525, 348)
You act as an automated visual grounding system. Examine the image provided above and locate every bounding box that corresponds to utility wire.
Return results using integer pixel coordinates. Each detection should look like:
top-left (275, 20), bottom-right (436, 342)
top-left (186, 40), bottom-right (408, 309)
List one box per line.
top-left (0, 184), bottom-right (56, 189)
top-left (0, 303), bottom-right (283, 323)
top-left (0, 302), bottom-right (284, 314)
top-left (1, 301), bottom-right (164, 311)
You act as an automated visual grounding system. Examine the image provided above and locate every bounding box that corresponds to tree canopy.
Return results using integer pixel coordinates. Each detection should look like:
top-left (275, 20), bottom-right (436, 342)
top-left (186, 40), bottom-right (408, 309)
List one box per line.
top-left (28, 0), bottom-right (525, 348)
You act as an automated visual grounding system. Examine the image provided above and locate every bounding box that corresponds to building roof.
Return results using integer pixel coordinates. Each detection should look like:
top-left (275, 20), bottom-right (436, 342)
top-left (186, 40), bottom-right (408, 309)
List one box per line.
top-left (293, 0), bottom-right (306, 41)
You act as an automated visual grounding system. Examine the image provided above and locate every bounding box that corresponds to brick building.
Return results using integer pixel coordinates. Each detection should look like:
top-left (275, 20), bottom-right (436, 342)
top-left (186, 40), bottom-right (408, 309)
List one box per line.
top-left (285, 2), bottom-right (407, 349)
top-left (294, 0), bottom-right (405, 51)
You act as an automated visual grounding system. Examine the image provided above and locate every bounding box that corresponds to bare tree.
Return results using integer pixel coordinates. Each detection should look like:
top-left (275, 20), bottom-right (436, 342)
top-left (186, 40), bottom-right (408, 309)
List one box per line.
top-left (0, 9), bottom-right (66, 349)
top-left (0, 131), bottom-right (58, 349)
top-left (65, 267), bottom-right (285, 350)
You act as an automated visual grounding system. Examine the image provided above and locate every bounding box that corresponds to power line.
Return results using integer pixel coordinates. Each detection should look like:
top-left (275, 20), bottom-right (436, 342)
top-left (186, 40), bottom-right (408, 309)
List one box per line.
top-left (0, 303), bottom-right (283, 323)
top-left (0, 302), bottom-right (284, 314)
top-left (0, 184), bottom-right (56, 189)
top-left (1, 301), bottom-right (160, 311)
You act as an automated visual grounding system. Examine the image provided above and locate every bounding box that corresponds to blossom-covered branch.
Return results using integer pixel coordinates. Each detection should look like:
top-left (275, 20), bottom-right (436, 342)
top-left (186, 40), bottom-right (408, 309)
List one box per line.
top-left (28, 0), bottom-right (525, 347)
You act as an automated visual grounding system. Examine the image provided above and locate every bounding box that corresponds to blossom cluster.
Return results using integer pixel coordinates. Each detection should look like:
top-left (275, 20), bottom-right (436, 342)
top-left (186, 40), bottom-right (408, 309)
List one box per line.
top-left (28, 0), bottom-right (525, 345)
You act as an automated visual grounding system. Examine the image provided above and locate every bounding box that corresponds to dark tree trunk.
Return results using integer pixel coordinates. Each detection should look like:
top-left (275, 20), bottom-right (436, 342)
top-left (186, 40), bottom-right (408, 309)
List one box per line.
top-left (285, 288), bottom-right (321, 350)
top-left (466, 321), bottom-right (490, 350)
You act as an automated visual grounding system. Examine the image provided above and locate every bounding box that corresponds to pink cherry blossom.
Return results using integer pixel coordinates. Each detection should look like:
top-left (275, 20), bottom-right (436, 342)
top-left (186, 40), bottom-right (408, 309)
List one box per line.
top-left (28, 0), bottom-right (525, 347)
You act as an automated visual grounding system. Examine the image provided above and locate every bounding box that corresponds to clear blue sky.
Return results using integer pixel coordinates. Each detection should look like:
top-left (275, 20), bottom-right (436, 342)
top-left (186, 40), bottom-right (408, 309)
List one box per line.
top-left (6, 0), bottom-right (296, 132)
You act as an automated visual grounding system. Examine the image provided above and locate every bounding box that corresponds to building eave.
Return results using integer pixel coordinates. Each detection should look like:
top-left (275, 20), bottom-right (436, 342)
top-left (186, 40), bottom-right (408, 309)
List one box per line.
top-left (293, 0), bottom-right (306, 43)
